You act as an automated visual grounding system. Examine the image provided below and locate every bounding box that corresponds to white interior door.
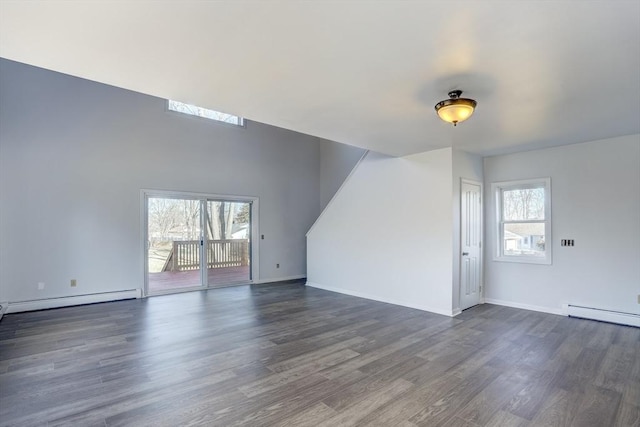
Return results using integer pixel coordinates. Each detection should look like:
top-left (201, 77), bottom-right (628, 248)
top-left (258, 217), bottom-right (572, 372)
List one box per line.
top-left (460, 180), bottom-right (482, 310)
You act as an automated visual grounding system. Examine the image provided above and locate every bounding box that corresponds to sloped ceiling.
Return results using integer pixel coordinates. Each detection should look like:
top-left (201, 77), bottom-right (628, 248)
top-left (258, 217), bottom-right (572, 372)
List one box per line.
top-left (1, 1), bottom-right (638, 156)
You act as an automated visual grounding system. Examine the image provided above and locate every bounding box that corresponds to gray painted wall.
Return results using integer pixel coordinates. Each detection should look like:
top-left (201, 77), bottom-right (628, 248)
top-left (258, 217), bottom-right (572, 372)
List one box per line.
top-left (320, 140), bottom-right (366, 210)
top-left (0, 59), bottom-right (324, 303)
top-left (484, 134), bottom-right (640, 315)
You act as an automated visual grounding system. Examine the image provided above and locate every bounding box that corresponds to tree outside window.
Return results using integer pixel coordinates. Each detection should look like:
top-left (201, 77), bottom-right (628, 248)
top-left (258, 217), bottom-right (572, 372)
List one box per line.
top-left (493, 178), bottom-right (551, 264)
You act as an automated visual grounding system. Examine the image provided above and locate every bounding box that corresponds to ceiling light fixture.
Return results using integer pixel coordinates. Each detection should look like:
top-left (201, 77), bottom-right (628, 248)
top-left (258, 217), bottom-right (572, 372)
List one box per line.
top-left (435, 90), bottom-right (477, 126)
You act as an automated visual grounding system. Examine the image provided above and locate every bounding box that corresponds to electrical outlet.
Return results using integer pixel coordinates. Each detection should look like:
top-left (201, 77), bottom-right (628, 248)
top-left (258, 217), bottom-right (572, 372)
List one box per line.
top-left (37, 282), bottom-right (45, 290)
top-left (70, 279), bottom-right (77, 287)
top-left (276, 263), bottom-right (280, 268)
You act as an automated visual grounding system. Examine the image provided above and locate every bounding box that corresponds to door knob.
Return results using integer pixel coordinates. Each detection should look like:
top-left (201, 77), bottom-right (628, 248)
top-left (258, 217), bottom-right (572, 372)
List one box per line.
top-left (462, 252), bottom-right (469, 256)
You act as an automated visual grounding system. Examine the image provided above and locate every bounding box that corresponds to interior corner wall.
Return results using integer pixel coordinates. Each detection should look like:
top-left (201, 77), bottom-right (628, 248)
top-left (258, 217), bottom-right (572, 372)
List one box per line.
top-left (320, 140), bottom-right (366, 211)
top-left (483, 134), bottom-right (640, 315)
top-left (307, 148), bottom-right (455, 316)
top-left (0, 58), bottom-right (322, 304)
top-left (452, 149), bottom-right (484, 313)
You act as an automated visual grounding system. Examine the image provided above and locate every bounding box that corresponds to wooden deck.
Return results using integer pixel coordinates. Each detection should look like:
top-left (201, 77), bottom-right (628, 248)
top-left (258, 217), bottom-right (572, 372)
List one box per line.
top-left (148, 266), bottom-right (250, 293)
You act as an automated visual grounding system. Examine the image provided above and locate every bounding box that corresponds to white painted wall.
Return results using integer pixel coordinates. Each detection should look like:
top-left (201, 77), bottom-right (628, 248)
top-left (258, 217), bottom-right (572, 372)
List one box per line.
top-left (452, 149), bottom-right (484, 313)
top-left (320, 140), bottom-right (366, 210)
top-left (307, 148), bottom-right (455, 316)
top-left (484, 134), bottom-right (640, 315)
top-left (0, 59), bottom-right (322, 303)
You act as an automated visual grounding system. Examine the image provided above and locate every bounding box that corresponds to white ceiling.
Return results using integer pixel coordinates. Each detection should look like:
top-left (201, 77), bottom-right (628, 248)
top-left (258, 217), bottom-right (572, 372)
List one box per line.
top-left (1, 1), bottom-right (638, 157)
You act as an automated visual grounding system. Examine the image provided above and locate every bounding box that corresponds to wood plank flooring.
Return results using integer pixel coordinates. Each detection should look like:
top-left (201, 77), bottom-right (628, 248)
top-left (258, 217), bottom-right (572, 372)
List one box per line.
top-left (0, 281), bottom-right (638, 426)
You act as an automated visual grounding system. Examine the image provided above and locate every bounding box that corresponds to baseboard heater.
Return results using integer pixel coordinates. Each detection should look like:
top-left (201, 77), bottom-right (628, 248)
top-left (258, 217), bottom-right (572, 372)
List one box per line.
top-left (566, 304), bottom-right (640, 328)
top-left (4, 289), bottom-right (141, 314)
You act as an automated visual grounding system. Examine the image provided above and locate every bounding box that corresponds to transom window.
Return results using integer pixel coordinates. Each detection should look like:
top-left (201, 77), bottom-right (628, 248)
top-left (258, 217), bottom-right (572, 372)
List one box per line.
top-left (492, 178), bottom-right (551, 264)
top-left (167, 100), bottom-right (244, 126)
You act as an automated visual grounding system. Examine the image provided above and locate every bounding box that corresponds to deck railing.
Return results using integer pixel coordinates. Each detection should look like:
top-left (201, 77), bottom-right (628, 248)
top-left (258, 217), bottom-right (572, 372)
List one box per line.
top-left (164, 239), bottom-right (249, 271)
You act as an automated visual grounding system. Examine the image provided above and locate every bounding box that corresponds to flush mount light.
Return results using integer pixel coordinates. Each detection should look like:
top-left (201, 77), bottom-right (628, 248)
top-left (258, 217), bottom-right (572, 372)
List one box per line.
top-left (435, 90), bottom-right (477, 126)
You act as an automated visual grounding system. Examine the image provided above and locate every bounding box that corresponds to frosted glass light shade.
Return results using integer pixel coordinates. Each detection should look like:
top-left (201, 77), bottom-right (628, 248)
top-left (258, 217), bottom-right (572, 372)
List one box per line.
top-left (435, 91), bottom-right (477, 126)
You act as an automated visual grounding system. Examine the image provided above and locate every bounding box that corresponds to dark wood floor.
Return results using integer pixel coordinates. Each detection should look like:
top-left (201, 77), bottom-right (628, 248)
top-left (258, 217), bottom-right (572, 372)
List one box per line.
top-left (0, 281), bottom-right (638, 427)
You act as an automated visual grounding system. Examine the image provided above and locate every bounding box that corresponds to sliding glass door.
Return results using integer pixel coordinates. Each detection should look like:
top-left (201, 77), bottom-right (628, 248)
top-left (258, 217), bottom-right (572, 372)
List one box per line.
top-left (205, 201), bottom-right (251, 288)
top-left (147, 196), bottom-right (204, 293)
top-left (145, 193), bottom-right (253, 295)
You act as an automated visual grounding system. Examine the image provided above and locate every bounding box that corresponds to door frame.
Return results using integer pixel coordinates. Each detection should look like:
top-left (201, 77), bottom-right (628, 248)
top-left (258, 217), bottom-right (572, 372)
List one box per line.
top-left (459, 179), bottom-right (483, 310)
top-left (141, 189), bottom-right (259, 297)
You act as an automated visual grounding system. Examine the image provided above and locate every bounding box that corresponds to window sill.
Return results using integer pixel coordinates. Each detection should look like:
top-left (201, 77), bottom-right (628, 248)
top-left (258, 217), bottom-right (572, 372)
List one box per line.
top-left (493, 256), bottom-right (552, 265)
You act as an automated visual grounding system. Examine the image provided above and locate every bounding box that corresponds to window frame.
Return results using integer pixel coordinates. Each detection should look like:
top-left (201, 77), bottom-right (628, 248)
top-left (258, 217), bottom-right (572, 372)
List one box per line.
top-left (492, 177), bottom-right (552, 265)
top-left (167, 100), bottom-right (245, 127)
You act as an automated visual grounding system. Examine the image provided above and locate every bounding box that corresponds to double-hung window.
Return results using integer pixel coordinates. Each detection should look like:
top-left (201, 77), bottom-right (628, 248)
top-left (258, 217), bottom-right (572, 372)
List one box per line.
top-left (492, 178), bottom-right (551, 264)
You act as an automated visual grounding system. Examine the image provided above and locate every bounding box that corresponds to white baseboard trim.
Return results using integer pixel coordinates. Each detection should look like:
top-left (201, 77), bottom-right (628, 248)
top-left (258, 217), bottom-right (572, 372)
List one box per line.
top-left (306, 281), bottom-right (455, 317)
top-left (253, 275), bottom-right (306, 285)
top-left (5, 289), bottom-right (141, 314)
top-left (564, 304), bottom-right (640, 328)
top-left (451, 308), bottom-right (462, 317)
top-left (484, 298), bottom-right (564, 316)
top-left (0, 302), bottom-right (8, 321)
